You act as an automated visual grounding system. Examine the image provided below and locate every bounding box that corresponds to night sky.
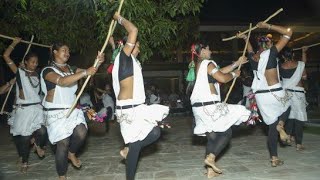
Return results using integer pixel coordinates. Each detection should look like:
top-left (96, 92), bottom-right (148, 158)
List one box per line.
top-left (200, 0), bottom-right (320, 24)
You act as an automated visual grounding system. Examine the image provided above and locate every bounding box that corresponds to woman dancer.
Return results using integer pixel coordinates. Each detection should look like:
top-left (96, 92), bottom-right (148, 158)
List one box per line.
top-left (280, 46), bottom-right (308, 150)
top-left (111, 12), bottom-right (169, 180)
top-left (190, 43), bottom-right (250, 178)
top-left (40, 43), bottom-right (104, 179)
top-left (3, 38), bottom-right (47, 172)
top-left (238, 22), bottom-right (292, 166)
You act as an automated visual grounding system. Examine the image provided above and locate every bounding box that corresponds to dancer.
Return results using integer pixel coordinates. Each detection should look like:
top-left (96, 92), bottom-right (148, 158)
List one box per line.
top-left (111, 12), bottom-right (169, 180)
top-left (40, 42), bottom-right (104, 179)
top-left (280, 46), bottom-right (308, 150)
top-left (190, 43), bottom-right (250, 178)
top-left (237, 22), bottom-right (292, 166)
top-left (3, 38), bottom-right (47, 172)
top-left (0, 78), bottom-right (15, 95)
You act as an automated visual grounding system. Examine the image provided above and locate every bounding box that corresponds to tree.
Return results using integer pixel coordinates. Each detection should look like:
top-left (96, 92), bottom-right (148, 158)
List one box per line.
top-left (0, 0), bottom-right (204, 62)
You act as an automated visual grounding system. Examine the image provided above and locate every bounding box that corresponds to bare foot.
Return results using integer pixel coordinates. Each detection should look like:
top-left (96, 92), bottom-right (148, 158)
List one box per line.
top-left (271, 157), bottom-right (284, 167)
top-left (120, 147), bottom-right (129, 159)
top-left (34, 143), bottom-right (45, 158)
top-left (296, 144), bottom-right (305, 151)
top-left (20, 162), bottom-right (28, 173)
top-left (276, 124), bottom-right (289, 142)
top-left (68, 152), bottom-right (81, 168)
top-left (59, 176), bottom-right (67, 180)
top-left (206, 167), bottom-right (220, 178)
top-left (30, 137), bottom-right (35, 145)
top-left (204, 153), bottom-right (222, 174)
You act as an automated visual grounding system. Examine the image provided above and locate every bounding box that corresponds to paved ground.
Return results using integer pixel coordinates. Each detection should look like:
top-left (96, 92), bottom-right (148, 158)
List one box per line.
top-left (0, 115), bottom-right (320, 180)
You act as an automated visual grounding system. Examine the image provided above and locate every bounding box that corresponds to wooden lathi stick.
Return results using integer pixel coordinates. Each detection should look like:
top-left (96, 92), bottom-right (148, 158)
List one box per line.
top-left (0, 81), bottom-right (15, 114)
top-left (222, 8), bottom-right (283, 41)
top-left (224, 23), bottom-right (253, 103)
top-left (293, 42), bottom-right (320, 51)
top-left (0, 34), bottom-right (51, 48)
top-left (65, 0), bottom-right (125, 118)
top-left (0, 35), bottom-right (35, 114)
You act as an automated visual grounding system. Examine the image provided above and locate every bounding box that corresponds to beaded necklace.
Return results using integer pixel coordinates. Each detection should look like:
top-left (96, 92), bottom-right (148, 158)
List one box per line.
top-left (52, 62), bottom-right (74, 76)
top-left (22, 68), bottom-right (40, 88)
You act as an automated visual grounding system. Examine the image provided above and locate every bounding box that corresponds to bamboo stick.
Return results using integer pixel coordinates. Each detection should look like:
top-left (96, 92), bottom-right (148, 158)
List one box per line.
top-left (224, 23), bottom-right (253, 103)
top-left (0, 81), bottom-right (14, 114)
top-left (66, 0), bottom-right (125, 118)
top-left (0, 35), bottom-right (35, 114)
top-left (293, 42), bottom-right (320, 51)
top-left (0, 34), bottom-right (51, 48)
top-left (222, 8), bottom-right (283, 41)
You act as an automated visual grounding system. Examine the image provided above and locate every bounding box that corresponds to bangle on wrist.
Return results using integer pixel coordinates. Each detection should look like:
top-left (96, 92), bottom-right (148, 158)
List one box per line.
top-left (230, 72), bottom-right (236, 78)
top-left (283, 35), bottom-right (291, 40)
top-left (268, 24), bottom-right (272, 30)
top-left (7, 61), bottom-right (14, 65)
top-left (82, 70), bottom-right (87, 77)
top-left (231, 62), bottom-right (238, 69)
top-left (9, 45), bottom-right (15, 49)
top-left (118, 17), bottom-right (123, 25)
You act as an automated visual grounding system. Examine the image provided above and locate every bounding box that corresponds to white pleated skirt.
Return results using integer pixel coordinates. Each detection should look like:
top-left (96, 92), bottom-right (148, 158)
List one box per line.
top-left (43, 102), bottom-right (87, 144)
top-left (255, 84), bottom-right (291, 125)
top-left (192, 103), bottom-right (250, 136)
top-left (116, 99), bottom-right (169, 144)
top-left (8, 104), bottom-right (44, 136)
top-left (288, 87), bottom-right (307, 122)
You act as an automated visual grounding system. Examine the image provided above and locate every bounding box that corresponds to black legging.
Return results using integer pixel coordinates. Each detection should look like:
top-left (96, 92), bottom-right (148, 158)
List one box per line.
top-left (34, 125), bottom-right (47, 148)
top-left (13, 126), bottom-right (47, 163)
top-left (285, 119), bottom-right (304, 145)
top-left (55, 124), bottom-right (87, 176)
top-left (13, 135), bottom-right (31, 163)
top-left (205, 128), bottom-right (232, 156)
top-left (126, 127), bottom-right (161, 180)
top-left (268, 107), bottom-right (291, 157)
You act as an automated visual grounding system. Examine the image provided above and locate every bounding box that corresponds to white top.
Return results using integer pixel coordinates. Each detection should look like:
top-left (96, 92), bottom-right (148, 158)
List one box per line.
top-left (251, 49), bottom-right (280, 92)
top-left (282, 61), bottom-right (305, 90)
top-left (40, 66), bottom-right (77, 106)
top-left (112, 53), bottom-right (145, 104)
top-left (16, 68), bottom-right (41, 104)
top-left (190, 59), bottom-right (221, 103)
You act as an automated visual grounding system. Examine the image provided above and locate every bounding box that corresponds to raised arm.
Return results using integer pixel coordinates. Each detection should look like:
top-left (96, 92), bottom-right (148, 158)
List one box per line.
top-left (207, 63), bottom-right (240, 83)
top-left (256, 22), bottom-right (293, 52)
top-left (113, 12), bottom-right (138, 56)
top-left (301, 46), bottom-right (308, 80)
top-left (2, 38), bottom-right (21, 73)
top-left (109, 36), bottom-right (116, 51)
top-left (237, 33), bottom-right (254, 53)
top-left (301, 46), bottom-right (308, 63)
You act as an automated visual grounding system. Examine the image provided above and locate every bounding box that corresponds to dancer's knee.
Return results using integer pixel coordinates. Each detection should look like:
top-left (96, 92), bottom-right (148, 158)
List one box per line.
top-left (151, 126), bottom-right (161, 139)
